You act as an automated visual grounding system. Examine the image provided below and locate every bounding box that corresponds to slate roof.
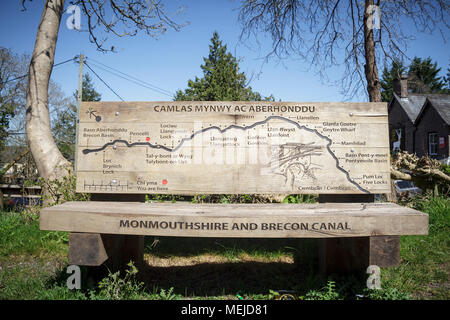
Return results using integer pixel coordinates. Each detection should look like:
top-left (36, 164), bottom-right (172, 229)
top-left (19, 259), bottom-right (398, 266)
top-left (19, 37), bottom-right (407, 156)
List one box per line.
top-left (426, 95), bottom-right (450, 125)
top-left (392, 92), bottom-right (427, 123)
top-left (391, 92), bottom-right (450, 125)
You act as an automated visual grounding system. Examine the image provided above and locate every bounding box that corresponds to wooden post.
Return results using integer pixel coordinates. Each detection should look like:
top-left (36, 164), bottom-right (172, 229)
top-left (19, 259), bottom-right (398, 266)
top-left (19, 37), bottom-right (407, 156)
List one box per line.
top-left (101, 234), bottom-right (144, 271)
top-left (68, 232), bottom-right (144, 271)
top-left (67, 193), bottom-right (145, 271)
top-left (69, 232), bottom-right (108, 266)
top-left (74, 54), bottom-right (83, 174)
top-left (370, 235), bottom-right (400, 267)
top-left (318, 194), bottom-right (400, 275)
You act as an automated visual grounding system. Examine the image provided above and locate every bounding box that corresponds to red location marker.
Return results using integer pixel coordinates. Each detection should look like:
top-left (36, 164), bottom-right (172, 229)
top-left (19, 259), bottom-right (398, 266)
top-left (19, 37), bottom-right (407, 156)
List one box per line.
top-left (146, 137), bottom-right (150, 141)
top-left (162, 179), bottom-right (168, 185)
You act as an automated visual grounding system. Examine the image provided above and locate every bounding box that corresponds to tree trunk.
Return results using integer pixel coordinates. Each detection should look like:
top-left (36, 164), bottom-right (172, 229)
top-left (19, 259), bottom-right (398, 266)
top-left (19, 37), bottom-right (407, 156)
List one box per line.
top-left (363, 0), bottom-right (382, 102)
top-left (26, 0), bottom-right (72, 182)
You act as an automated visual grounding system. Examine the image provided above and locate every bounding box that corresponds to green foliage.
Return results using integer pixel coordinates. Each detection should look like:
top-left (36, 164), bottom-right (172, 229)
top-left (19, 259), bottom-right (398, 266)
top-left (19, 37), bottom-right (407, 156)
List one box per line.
top-left (92, 261), bottom-right (145, 300)
top-left (0, 47), bottom-right (27, 153)
top-left (282, 194), bottom-right (317, 203)
top-left (0, 210), bottom-right (67, 256)
top-left (175, 32), bottom-right (273, 102)
top-left (442, 163), bottom-right (450, 176)
top-left (412, 195), bottom-right (449, 233)
top-left (87, 262), bottom-right (181, 300)
top-left (437, 164), bottom-right (450, 195)
top-left (41, 230), bottom-right (69, 245)
top-left (408, 57), bottom-right (447, 94)
top-left (0, 261), bottom-right (86, 300)
top-left (33, 171), bottom-right (90, 205)
top-left (381, 195), bottom-right (449, 299)
top-left (0, 101), bottom-right (15, 152)
top-left (446, 67), bottom-right (450, 90)
top-left (380, 57), bottom-right (448, 102)
top-left (74, 73), bottom-right (102, 102)
top-left (149, 287), bottom-right (180, 300)
top-left (380, 60), bottom-right (407, 102)
top-left (145, 194), bottom-right (186, 203)
top-left (304, 280), bottom-right (341, 300)
top-left (53, 73), bottom-right (101, 161)
top-left (52, 102), bottom-right (77, 161)
top-left (363, 287), bottom-right (411, 300)
top-left (268, 289), bottom-right (281, 300)
top-left (191, 193), bottom-right (282, 204)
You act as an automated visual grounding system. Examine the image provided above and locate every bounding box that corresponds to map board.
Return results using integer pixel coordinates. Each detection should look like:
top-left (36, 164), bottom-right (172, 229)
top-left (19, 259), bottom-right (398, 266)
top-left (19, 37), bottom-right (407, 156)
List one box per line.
top-left (76, 101), bottom-right (391, 194)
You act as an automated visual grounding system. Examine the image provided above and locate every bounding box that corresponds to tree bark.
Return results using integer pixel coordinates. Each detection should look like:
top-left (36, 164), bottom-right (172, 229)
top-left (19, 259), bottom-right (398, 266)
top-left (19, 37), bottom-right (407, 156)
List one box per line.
top-left (363, 0), bottom-right (382, 102)
top-left (26, 0), bottom-right (72, 182)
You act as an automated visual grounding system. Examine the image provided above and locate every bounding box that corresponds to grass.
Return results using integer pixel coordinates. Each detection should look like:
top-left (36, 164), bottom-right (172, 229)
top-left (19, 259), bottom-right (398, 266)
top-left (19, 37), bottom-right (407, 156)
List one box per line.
top-left (0, 195), bottom-right (448, 300)
top-left (0, 210), bottom-right (67, 257)
top-left (380, 195), bottom-right (450, 299)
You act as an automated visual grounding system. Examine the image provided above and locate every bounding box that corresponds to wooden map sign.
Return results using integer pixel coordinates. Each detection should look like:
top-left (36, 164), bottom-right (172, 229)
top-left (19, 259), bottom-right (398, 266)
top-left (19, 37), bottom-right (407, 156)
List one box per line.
top-left (76, 101), bottom-right (391, 194)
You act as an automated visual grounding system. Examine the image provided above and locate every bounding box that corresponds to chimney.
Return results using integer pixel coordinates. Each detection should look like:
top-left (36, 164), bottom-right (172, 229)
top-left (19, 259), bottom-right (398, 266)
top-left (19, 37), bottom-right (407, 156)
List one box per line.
top-left (393, 74), bottom-right (408, 98)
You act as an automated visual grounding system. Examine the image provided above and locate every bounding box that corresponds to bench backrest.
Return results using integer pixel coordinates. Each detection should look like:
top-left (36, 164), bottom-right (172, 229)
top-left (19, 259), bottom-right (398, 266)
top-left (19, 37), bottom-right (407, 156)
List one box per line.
top-left (75, 101), bottom-right (390, 195)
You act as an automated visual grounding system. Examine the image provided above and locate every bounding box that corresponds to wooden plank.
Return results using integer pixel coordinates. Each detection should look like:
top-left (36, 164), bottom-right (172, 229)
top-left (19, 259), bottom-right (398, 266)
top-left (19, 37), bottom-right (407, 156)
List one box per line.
top-left (2, 194), bottom-right (41, 198)
top-left (0, 184), bottom-right (41, 189)
top-left (40, 201), bottom-right (428, 238)
top-left (76, 101), bottom-right (391, 194)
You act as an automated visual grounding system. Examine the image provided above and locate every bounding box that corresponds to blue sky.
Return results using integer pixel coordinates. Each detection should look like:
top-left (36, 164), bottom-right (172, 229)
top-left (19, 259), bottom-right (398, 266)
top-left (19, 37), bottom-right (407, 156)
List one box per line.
top-left (1, 0), bottom-right (449, 102)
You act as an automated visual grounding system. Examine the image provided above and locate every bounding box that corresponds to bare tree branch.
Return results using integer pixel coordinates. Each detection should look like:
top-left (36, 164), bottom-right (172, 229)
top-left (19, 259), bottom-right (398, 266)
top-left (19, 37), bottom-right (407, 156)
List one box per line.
top-left (72, 0), bottom-right (188, 52)
top-left (238, 0), bottom-right (450, 100)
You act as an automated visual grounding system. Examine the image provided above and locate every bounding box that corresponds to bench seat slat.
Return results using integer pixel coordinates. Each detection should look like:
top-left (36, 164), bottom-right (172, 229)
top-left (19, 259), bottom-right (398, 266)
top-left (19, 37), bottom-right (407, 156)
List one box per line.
top-left (40, 201), bottom-right (428, 238)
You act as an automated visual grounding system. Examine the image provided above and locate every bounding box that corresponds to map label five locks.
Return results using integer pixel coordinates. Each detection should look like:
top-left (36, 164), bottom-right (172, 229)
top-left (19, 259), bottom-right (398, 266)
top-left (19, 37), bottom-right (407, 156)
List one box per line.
top-left (76, 101), bottom-right (390, 195)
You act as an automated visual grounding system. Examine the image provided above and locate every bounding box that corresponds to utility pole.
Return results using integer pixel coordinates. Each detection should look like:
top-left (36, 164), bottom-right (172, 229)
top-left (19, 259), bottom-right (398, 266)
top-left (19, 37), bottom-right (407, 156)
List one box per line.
top-left (74, 54), bottom-right (84, 173)
top-left (77, 54), bottom-right (84, 107)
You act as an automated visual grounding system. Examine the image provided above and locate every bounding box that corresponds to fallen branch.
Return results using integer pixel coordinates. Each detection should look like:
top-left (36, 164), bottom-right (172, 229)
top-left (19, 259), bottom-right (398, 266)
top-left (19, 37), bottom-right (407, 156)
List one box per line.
top-left (390, 151), bottom-right (450, 194)
top-left (390, 168), bottom-right (412, 181)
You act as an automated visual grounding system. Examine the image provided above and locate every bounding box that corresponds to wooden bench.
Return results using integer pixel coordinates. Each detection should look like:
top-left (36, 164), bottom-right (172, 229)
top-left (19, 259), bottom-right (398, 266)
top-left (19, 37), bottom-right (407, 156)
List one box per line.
top-left (40, 101), bottom-right (428, 275)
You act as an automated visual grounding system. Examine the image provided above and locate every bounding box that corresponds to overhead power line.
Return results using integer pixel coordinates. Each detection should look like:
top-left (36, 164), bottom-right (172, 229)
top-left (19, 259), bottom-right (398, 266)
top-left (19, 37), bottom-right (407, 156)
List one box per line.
top-left (54, 57), bottom-right (78, 67)
top-left (1, 55), bottom-right (175, 101)
top-left (87, 57), bottom-right (174, 97)
top-left (84, 61), bottom-right (125, 101)
top-left (0, 57), bottom-right (77, 85)
top-left (1, 74), bottom-right (27, 84)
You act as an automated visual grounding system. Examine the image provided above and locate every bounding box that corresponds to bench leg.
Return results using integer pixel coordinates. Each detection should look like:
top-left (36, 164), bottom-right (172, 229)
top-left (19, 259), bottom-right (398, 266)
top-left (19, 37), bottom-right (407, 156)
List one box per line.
top-left (369, 235), bottom-right (400, 267)
top-left (69, 232), bottom-right (144, 271)
top-left (69, 233), bottom-right (108, 266)
top-left (317, 194), bottom-right (400, 275)
top-left (319, 236), bottom-right (400, 275)
top-left (319, 237), bottom-right (369, 275)
top-left (101, 234), bottom-right (144, 271)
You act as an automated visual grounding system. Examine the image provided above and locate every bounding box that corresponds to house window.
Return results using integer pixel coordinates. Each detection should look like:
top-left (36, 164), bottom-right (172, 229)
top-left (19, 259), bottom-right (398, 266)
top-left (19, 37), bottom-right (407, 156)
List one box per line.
top-left (428, 133), bottom-right (438, 155)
